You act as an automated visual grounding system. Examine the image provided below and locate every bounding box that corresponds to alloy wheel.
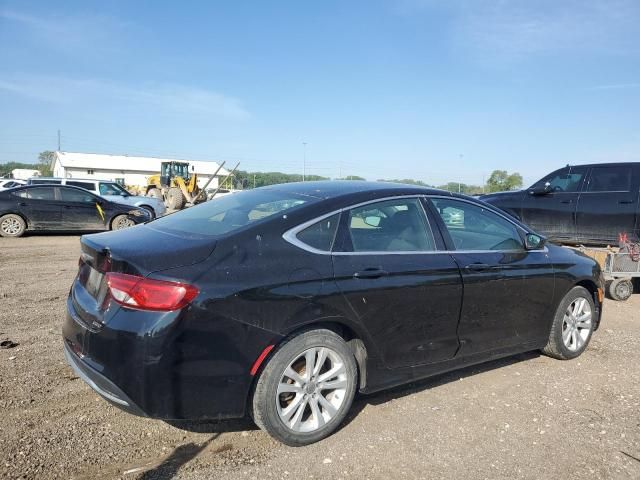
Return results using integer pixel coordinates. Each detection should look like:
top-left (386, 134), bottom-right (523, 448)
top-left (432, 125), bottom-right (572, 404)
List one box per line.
top-left (1, 217), bottom-right (21, 235)
top-left (276, 347), bottom-right (348, 433)
top-left (562, 297), bottom-right (592, 352)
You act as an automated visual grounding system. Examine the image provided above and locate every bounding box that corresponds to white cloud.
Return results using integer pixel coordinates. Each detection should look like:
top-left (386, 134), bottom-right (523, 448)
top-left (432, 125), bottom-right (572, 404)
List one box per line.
top-left (394, 0), bottom-right (640, 62)
top-left (0, 76), bottom-right (251, 120)
top-left (0, 9), bottom-right (128, 54)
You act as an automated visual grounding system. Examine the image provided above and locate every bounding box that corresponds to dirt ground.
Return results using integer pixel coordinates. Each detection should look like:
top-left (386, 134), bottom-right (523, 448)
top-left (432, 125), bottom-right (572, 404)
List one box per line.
top-left (1, 235), bottom-right (639, 480)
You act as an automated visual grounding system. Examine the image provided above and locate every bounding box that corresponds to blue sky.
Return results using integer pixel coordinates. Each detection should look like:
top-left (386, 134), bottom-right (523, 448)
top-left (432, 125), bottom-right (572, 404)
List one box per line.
top-left (1, 0), bottom-right (639, 186)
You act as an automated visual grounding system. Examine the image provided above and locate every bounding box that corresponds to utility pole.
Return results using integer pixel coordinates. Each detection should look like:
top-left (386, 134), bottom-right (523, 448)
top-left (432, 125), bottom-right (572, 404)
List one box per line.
top-left (302, 142), bottom-right (307, 182)
top-left (57, 129), bottom-right (61, 151)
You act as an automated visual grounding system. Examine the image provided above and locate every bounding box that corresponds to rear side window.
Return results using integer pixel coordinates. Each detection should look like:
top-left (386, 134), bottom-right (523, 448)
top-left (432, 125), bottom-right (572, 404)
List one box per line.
top-left (586, 166), bottom-right (632, 192)
top-left (295, 213), bottom-right (340, 251)
top-left (23, 187), bottom-right (56, 200)
top-left (431, 198), bottom-right (523, 251)
top-left (150, 189), bottom-right (315, 237)
top-left (339, 198), bottom-right (436, 252)
top-left (67, 181), bottom-right (96, 191)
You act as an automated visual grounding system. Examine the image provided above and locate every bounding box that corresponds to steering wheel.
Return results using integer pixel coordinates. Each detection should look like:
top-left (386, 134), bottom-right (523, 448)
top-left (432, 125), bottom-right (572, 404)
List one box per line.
top-left (552, 185), bottom-right (563, 192)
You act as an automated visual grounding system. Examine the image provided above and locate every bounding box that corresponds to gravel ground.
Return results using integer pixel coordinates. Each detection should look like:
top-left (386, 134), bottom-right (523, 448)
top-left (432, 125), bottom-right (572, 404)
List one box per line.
top-left (1, 235), bottom-right (639, 480)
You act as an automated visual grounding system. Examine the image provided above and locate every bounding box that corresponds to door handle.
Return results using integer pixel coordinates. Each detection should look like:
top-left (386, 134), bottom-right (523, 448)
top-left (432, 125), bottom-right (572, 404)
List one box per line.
top-left (619, 200), bottom-right (634, 204)
top-left (464, 263), bottom-right (493, 272)
top-left (19, 202), bottom-right (27, 206)
top-left (560, 199), bottom-right (573, 204)
top-left (353, 268), bottom-right (389, 279)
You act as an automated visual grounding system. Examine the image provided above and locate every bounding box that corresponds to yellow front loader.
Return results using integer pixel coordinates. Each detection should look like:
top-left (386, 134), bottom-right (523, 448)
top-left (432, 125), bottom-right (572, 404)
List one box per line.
top-left (146, 161), bottom-right (201, 210)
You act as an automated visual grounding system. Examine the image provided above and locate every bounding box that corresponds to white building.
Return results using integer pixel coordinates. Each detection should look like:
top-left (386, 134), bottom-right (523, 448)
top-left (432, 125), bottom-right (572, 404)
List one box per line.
top-left (51, 151), bottom-right (230, 190)
top-left (12, 169), bottom-right (41, 180)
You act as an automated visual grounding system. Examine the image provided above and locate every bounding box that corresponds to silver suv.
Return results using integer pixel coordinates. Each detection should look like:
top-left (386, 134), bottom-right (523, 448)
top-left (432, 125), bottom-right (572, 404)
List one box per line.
top-left (27, 178), bottom-right (166, 218)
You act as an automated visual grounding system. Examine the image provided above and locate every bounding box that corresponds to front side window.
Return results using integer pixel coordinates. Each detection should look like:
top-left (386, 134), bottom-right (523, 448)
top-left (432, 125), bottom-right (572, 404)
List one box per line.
top-left (60, 187), bottom-right (96, 203)
top-left (340, 198), bottom-right (435, 252)
top-left (531, 167), bottom-right (587, 193)
top-left (586, 166), bottom-right (632, 192)
top-left (295, 213), bottom-right (340, 251)
top-left (431, 198), bottom-right (523, 251)
top-left (99, 182), bottom-right (129, 196)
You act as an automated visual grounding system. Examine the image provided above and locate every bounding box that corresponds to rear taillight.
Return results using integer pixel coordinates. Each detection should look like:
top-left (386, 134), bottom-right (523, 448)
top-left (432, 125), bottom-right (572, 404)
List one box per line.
top-left (105, 272), bottom-right (199, 311)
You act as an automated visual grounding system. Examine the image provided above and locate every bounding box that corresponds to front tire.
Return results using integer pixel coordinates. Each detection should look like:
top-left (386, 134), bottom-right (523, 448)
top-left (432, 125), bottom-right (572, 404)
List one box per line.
top-left (252, 329), bottom-right (357, 446)
top-left (0, 214), bottom-right (26, 237)
top-left (111, 215), bottom-right (135, 230)
top-left (542, 286), bottom-right (595, 360)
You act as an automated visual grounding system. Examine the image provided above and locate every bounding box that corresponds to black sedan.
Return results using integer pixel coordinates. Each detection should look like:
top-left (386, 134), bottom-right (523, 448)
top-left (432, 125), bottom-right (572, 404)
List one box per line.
top-left (62, 181), bottom-right (604, 446)
top-left (0, 185), bottom-right (149, 237)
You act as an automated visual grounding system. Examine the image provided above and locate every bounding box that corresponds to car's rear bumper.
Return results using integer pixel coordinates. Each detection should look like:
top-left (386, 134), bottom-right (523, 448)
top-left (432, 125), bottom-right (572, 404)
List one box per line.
top-left (63, 341), bottom-right (147, 417)
top-left (63, 279), bottom-right (282, 421)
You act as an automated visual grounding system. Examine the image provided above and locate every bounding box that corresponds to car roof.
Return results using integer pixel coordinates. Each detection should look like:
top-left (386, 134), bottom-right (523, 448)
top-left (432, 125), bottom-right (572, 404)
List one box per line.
top-left (566, 162), bottom-right (640, 168)
top-left (261, 180), bottom-right (455, 200)
top-left (13, 184), bottom-right (98, 193)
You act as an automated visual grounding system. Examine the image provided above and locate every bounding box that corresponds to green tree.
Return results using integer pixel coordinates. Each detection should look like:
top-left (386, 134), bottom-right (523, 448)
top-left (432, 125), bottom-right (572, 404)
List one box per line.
top-left (37, 151), bottom-right (55, 176)
top-left (486, 170), bottom-right (523, 193)
top-left (378, 178), bottom-right (434, 187)
top-left (337, 175), bottom-right (366, 181)
top-left (232, 170), bottom-right (329, 189)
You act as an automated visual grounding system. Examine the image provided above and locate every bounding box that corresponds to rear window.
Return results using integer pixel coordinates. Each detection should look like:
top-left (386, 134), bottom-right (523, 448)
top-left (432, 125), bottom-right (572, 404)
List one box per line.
top-left (150, 189), bottom-right (316, 237)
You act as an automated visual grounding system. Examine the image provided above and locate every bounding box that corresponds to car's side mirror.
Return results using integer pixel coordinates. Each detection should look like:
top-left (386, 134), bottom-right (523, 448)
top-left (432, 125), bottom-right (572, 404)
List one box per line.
top-left (525, 233), bottom-right (546, 250)
top-left (529, 182), bottom-right (551, 195)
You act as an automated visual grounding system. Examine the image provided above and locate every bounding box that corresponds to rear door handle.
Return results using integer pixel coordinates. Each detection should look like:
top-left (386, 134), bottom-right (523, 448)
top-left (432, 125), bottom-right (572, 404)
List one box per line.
top-left (464, 263), bottom-right (493, 272)
top-left (560, 199), bottom-right (573, 204)
top-left (353, 268), bottom-right (389, 279)
top-left (619, 200), bottom-right (634, 204)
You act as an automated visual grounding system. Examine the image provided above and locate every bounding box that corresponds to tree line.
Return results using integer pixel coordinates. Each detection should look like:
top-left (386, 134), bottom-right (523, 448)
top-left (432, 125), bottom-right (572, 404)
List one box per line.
top-left (232, 169), bottom-right (523, 194)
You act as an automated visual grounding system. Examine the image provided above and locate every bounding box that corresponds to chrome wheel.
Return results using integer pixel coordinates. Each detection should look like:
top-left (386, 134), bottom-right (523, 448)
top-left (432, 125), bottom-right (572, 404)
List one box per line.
top-left (276, 347), bottom-right (348, 433)
top-left (562, 297), bottom-right (592, 352)
top-left (1, 217), bottom-right (22, 235)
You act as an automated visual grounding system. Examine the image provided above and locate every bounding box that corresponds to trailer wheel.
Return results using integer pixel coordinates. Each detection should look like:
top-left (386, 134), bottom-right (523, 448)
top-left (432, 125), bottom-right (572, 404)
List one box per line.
top-left (607, 278), bottom-right (633, 301)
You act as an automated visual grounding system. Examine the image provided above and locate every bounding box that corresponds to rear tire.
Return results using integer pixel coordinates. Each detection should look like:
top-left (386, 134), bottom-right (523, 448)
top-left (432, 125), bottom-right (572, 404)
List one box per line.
top-left (542, 286), bottom-right (595, 360)
top-left (166, 187), bottom-right (185, 210)
top-left (252, 329), bottom-right (357, 446)
top-left (608, 278), bottom-right (633, 301)
top-left (0, 214), bottom-right (26, 237)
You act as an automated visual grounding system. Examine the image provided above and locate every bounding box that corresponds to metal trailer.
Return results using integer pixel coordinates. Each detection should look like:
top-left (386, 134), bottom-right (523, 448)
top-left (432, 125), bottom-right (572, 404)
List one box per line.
top-left (576, 246), bottom-right (639, 301)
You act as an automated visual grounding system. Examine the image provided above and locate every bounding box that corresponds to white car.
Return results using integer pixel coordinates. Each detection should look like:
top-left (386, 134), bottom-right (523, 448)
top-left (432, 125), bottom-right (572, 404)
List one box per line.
top-left (27, 178), bottom-right (166, 218)
top-left (0, 179), bottom-right (27, 191)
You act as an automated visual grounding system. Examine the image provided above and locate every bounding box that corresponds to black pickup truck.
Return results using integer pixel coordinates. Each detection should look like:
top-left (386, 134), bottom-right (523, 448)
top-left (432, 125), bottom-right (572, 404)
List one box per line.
top-left (481, 163), bottom-right (640, 246)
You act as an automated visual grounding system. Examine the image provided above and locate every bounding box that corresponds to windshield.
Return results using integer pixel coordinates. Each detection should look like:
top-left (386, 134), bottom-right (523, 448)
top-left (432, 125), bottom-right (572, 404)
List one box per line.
top-left (150, 189), bottom-right (315, 237)
top-left (99, 182), bottom-right (130, 196)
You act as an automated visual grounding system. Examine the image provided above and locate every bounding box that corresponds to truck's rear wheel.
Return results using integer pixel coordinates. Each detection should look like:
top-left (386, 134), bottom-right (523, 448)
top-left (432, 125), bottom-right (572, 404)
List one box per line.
top-left (166, 187), bottom-right (185, 210)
